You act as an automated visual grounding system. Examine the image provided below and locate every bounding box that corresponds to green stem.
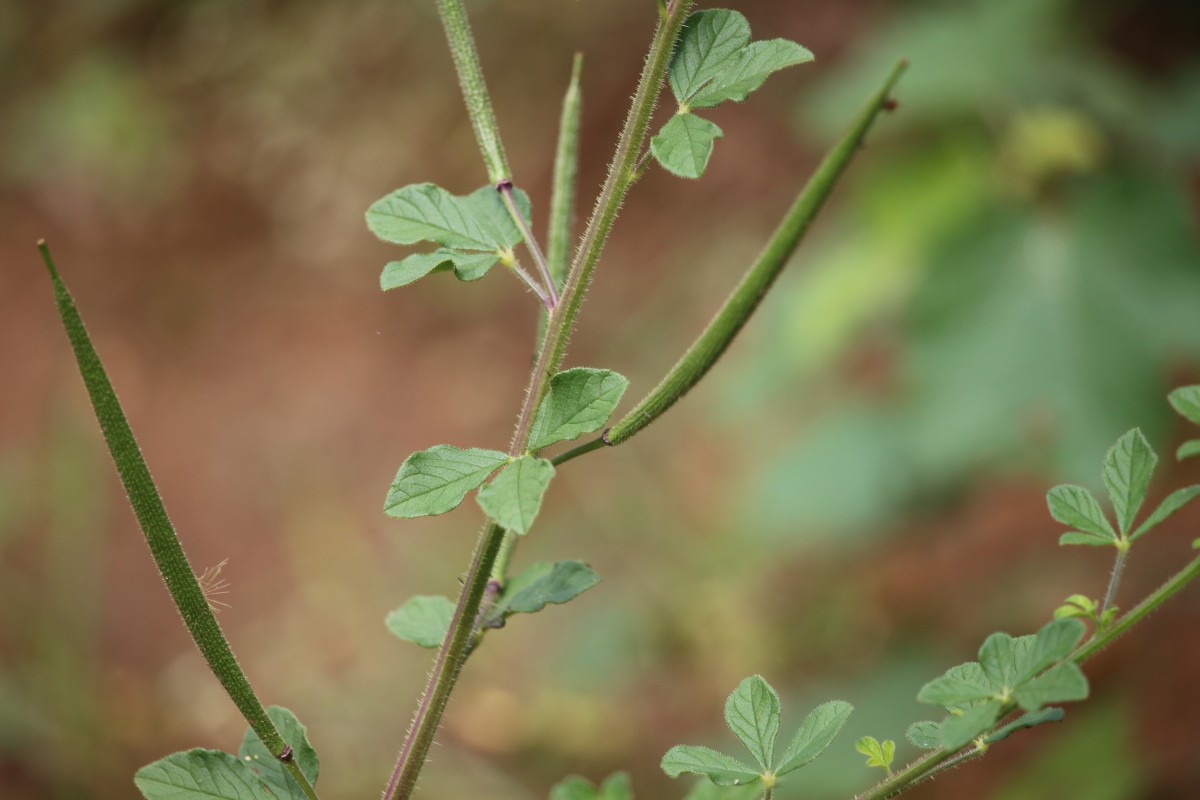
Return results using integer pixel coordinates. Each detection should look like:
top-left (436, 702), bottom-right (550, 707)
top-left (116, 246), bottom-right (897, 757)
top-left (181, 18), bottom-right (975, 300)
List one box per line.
top-left (506, 257), bottom-right (552, 308)
top-left (1073, 550), bottom-right (1200, 664)
top-left (500, 182), bottom-right (558, 307)
top-left (550, 436), bottom-right (608, 466)
top-left (548, 53), bottom-right (584, 290)
top-left (1099, 546), bottom-right (1128, 619)
top-left (606, 59), bottom-right (908, 446)
top-left (512, 0), bottom-right (696, 454)
top-left (435, 0), bottom-right (510, 183)
top-left (39, 242), bottom-right (321, 800)
top-left (383, 7), bottom-right (695, 799)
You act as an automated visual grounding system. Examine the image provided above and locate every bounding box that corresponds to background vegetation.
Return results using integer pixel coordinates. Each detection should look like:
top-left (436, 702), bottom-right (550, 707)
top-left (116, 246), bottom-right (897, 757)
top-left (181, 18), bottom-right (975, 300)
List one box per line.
top-left (3, 0), bottom-right (1199, 798)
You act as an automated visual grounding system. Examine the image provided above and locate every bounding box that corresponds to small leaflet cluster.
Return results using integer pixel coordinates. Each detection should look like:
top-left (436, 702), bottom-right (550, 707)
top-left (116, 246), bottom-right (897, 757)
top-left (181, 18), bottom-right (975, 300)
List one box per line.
top-left (660, 676), bottom-right (853, 792)
top-left (134, 707), bottom-right (319, 800)
top-left (651, 10), bottom-right (813, 179)
top-left (382, 368), bottom-right (628, 649)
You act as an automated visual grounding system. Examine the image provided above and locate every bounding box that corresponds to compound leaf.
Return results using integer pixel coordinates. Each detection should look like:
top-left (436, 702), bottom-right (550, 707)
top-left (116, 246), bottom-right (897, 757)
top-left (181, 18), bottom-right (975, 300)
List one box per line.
top-left (1102, 428), bottom-right (1157, 536)
top-left (385, 595), bottom-right (454, 648)
top-left (476, 456), bottom-right (555, 535)
top-left (1013, 663), bottom-right (1089, 711)
top-left (651, 113), bottom-right (724, 179)
top-left (723, 675), bottom-right (781, 771)
top-left (1046, 485), bottom-right (1116, 541)
top-left (1131, 486), bottom-right (1200, 540)
top-left (383, 445), bottom-right (509, 519)
top-left (135, 750), bottom-right (273, 800)
top-left (238, 707), bottom-right (320, 800)
top-left (661, 745), bottom-right (761, 787)
top-left (530, 368), bottom-right (630, 451)
top-left (1168, 385), bottom-right (1200, 425)
top-left (775, 700), bottom-right (853, 775)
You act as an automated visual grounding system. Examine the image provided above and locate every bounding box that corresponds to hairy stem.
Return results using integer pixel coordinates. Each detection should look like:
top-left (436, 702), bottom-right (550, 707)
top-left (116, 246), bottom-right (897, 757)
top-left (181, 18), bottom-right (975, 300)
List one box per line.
top-left (383, 6), bottom-right (694, 799)
top-left (604, 59), bottom-right (908, 445)
top-left (500, 182), bottom-right (558, 306)
top-left (1099, 546), bottom-right (1128, 618)
top-left (507, 257), bottom-right (552, 308)
top-left (40, 242), bottom-right (321, 800)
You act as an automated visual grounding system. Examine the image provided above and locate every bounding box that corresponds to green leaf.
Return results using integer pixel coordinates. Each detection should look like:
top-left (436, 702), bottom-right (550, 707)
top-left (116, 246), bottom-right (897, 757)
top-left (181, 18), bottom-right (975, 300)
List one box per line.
top-left (651, 113), bottom-right (724, 179)
top-left (917, 662), bottom-right (992, 709)
top-left (854, 736), bottom-right (895, 771)
top-left (984, 707), bottom-right (1065, 744)
top-left (978, 632), bottom-right (1022, 693)
top-left (661, 745), bottom-right (761, 786)
top-left (529, 368), bottom-right (630, 451)
top-left (670, 10), bottom-right (752, 104)
top-left (461, 184), bottom-right (531, 249)
top-left (380, 250), bottom-right (499, 290)
top-left (385, 595), bottom-right (454, 648)
top-left (367, 183), bottom-right (504, 252)
top-left (690, 39), bottom-right (814, 108)
top-left (1178, 440), bottom-right (1200, 460)
top-left (723, 675), bottom-right (781, 771)
top-left (1013, 662), bottom-right (1089, 711)
top-left (1053, 594), bottom-right (1097, 621)
top-left (938, 700), bottom-right (1004, 750)
top-left (135, 750), bottom-right (274, 800)
top-left (682, 781), bottom-right (763, 800)
top-left (1014, 619), bottom-right (1086, 685)
top-left (1131, 486), bottom-right (1200, 540)
top-left (1059, 530), bottom-right (1118, 547)
top-left (476, 456), bottom-right (555, 535)
top-left (1102, 429), bottom-right (1157, 536)
top-left (775, 699), bottom-right (853, 775)
top-left (1168, 385), bottom-right (1200, 425)
top-left (1046, 485), bottom-right (1117, 541)
top-left (905, 721), bottom-right (941, 750)
top-left (238, 707), bottom-right (320, 799)
top-left (383, 445), bottom-right (509, 519)
top-left (549, 772), bottom-right (632, 800)
top-left (493, 560), bottom-right (601, 618)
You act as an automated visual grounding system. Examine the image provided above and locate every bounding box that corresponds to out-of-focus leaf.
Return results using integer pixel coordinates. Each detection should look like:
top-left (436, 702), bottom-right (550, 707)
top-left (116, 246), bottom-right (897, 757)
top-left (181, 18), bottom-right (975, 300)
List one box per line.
top-left (938, 700), bottom-right (1003, 750)
top-left (238, 708), bottom-right (320, 800)
top-left (1101, 429), bottom-right (1156, 536)
top-left (905, 721), bottom-right (941, 750)
top-left (492, 561), bottom-right (601, 620)
top-left (1013, 663), bottom-right (1089, 711)
top-left (385, 595), bottom-right (454, 648)
top-left (1131, 486), bottom-right (1200, 540)
top-left (985, 707), bottom-right (1064, 744)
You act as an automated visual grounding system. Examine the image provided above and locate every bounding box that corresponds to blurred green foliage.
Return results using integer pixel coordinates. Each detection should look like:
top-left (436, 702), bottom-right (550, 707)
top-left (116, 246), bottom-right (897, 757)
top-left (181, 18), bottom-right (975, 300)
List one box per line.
top-left (727, 0), bottom-right (1200, 540)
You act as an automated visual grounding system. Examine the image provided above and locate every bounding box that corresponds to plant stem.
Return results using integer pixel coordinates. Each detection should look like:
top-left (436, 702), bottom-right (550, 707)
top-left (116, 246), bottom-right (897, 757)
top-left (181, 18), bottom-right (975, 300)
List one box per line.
top-left (603, 59), bottom-right (908, 445)
top-left (550, 436), bottom-right (608, 466)
top-left (382, 7), bottom-right (695, 799)
top-left (511, 0), bottom-right (696, 455)
top-left (507, 257), bottom-right (552, 308)
top-left (500, 182), bottom-right (558, 307)
top-left (1099, 546), bottom-right (1128, 618)
top-left (1073, 550), bottom-right (1200, 664)
top-left (853, 750), bottom-right (954, 800)
top-left (39, 242), bottom-right (321, 800)
top-left (435, 0), bottom-right (510, 183)
top-left (548, 53), bottom-right (584, 291)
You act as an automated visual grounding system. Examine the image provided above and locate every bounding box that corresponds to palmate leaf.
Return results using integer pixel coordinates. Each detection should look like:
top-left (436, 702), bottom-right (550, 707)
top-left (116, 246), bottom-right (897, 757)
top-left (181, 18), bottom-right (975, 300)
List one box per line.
top-left (650, 114), bottom-right (724, 180)
top-left (775, 700), bottom-right (853, 775)
top-left (368, 183), bottom-right (533, 289)
top-left (1102, 428), bottom-right (1157, 536)
top-left (238, 707), bottom-right (320, 800)
top-left (661, 746), bottom-right (761, 787)
top-left (529, 368), bottom-right (630, 451)
top-left (383, 445), bottom-right (509, 519)
top-left (723, 675), bottom-right (781, 772)
top-left (385, 595), bottom-right (455, 648)
top-left (476, 456), bottom-right (555, 535)
top-left (135, 750), bottom-right (274, 800)
top-left (655, 9), bottom-right (810, 179)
